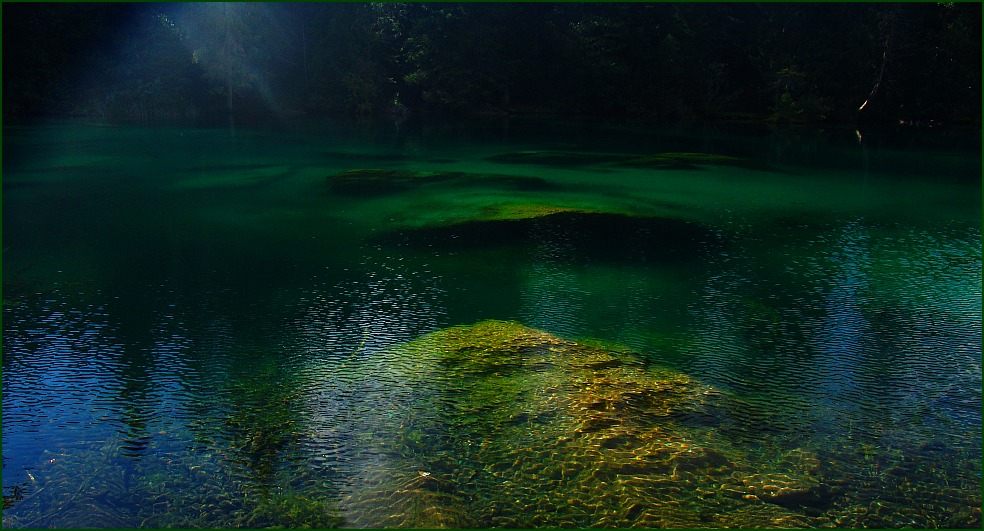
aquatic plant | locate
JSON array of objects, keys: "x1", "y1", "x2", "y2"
[{"x1": 246, "y1": 490, "x2": 344, "y2": 528}]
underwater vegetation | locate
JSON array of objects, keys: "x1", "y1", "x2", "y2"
[
  {"x1": 337, "y1": 320, "x2": 981, "y2": 528},
  {"x1": 2, "y1": 320, "x2": 979, "y2": 528},
  {"x1": 323, "y1": 167, "x2": 723, "y2": 259},
  {"x1": 338, "y1": 321, "x2": 835, "y2": 527},
  {"x1": 320, "y1": 150, "x2": 783, "y2": 239}
]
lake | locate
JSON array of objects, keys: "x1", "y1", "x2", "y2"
[{"x1": 2, "y1": 120, "x2": 981, "y2": 527}]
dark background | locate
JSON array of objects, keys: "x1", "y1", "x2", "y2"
[{"x1": 3, "y1": 2, "x2": 981, "y2": 126}]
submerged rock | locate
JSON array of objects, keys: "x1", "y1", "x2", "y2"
[
  {"x1": 341, "y1": 320, "x2": 828, "y2": 528},
  {"x1": 733, "y1": 472, "x2": 829, "y2": 511},
  {"x1": 466, "y1": 203, "x2": 603, "y2": 222}
]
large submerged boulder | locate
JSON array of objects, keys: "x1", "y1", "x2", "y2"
[{"x1": 340, "y1": 321, "x2": 827, "y2": 528}]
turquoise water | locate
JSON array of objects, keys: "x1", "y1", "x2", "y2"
[{"x1": 2, "y1": 120, "x2": 981, "y2": 527}]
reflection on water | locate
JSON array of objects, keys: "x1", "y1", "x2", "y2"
[
  {"x1": 816, "y1": 219, "x2": 870, "y2": 415},
  {"x1": 291, "y1": 251, "x2": 448, "y2": 525},
  {"x1": 521, "y1": 217, "x2": 587, "y2": 336},
  {"x1": 2, "y1": 122, "x2": 981, "y2": 528}
]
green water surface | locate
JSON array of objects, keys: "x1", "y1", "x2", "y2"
[{"x1": 2, "y1": 120, "x2": 981, "y2": 528}]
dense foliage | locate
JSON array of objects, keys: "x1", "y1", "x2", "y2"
[{"x1": 3, "y1": 3, "x2": 980, "y2": 125}]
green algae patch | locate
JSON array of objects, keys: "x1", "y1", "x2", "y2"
[
  {"x1": 341, "y1": 320, "x2": 828, "y2": 528},
  {"x1": 326, "y1": 168, "x2": 555, "y2": 197},
  {"x1": 381, "y1": 200, "x2": 639, "y2": 231},
  {"x1": 409, "y1": 319, "x2": 557, "y2": 352},
  {"x1": 468, "y1": 203, "x2": 613, "y2": 223},
  {"x1": 247, "y1": 491, "x2": 344, "y2": 528}
]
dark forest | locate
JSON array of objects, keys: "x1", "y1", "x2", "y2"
[{"x1": 4, "y1": 2, "x2": 981, "y2": 126}]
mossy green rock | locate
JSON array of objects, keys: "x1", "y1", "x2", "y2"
[
  {"x1": 459, "y1": 203, "x2": 618, "y2": 223},
  {"x1": 378, "y1": 201, "x2": 640, "y2": 232},
  {"x1": 342, "y1": 321, "x2": 825, "y2": 527}
]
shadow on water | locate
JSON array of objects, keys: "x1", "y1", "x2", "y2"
[
  {"x1": 319, "y1": 150, "x2": 459, "y2": 164},
  {"x1": 376, "y1": 211, "x2": 722, "y2": 266},
  {"x1": 325, "y1": 169, "x2": 559, "y2": 197},
  {"x1": 179, "y1": 163, "x2": 280, "y2": 172},
  {"x1": 487, "y1": 150, "x2": 784, "y2": 173}
]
